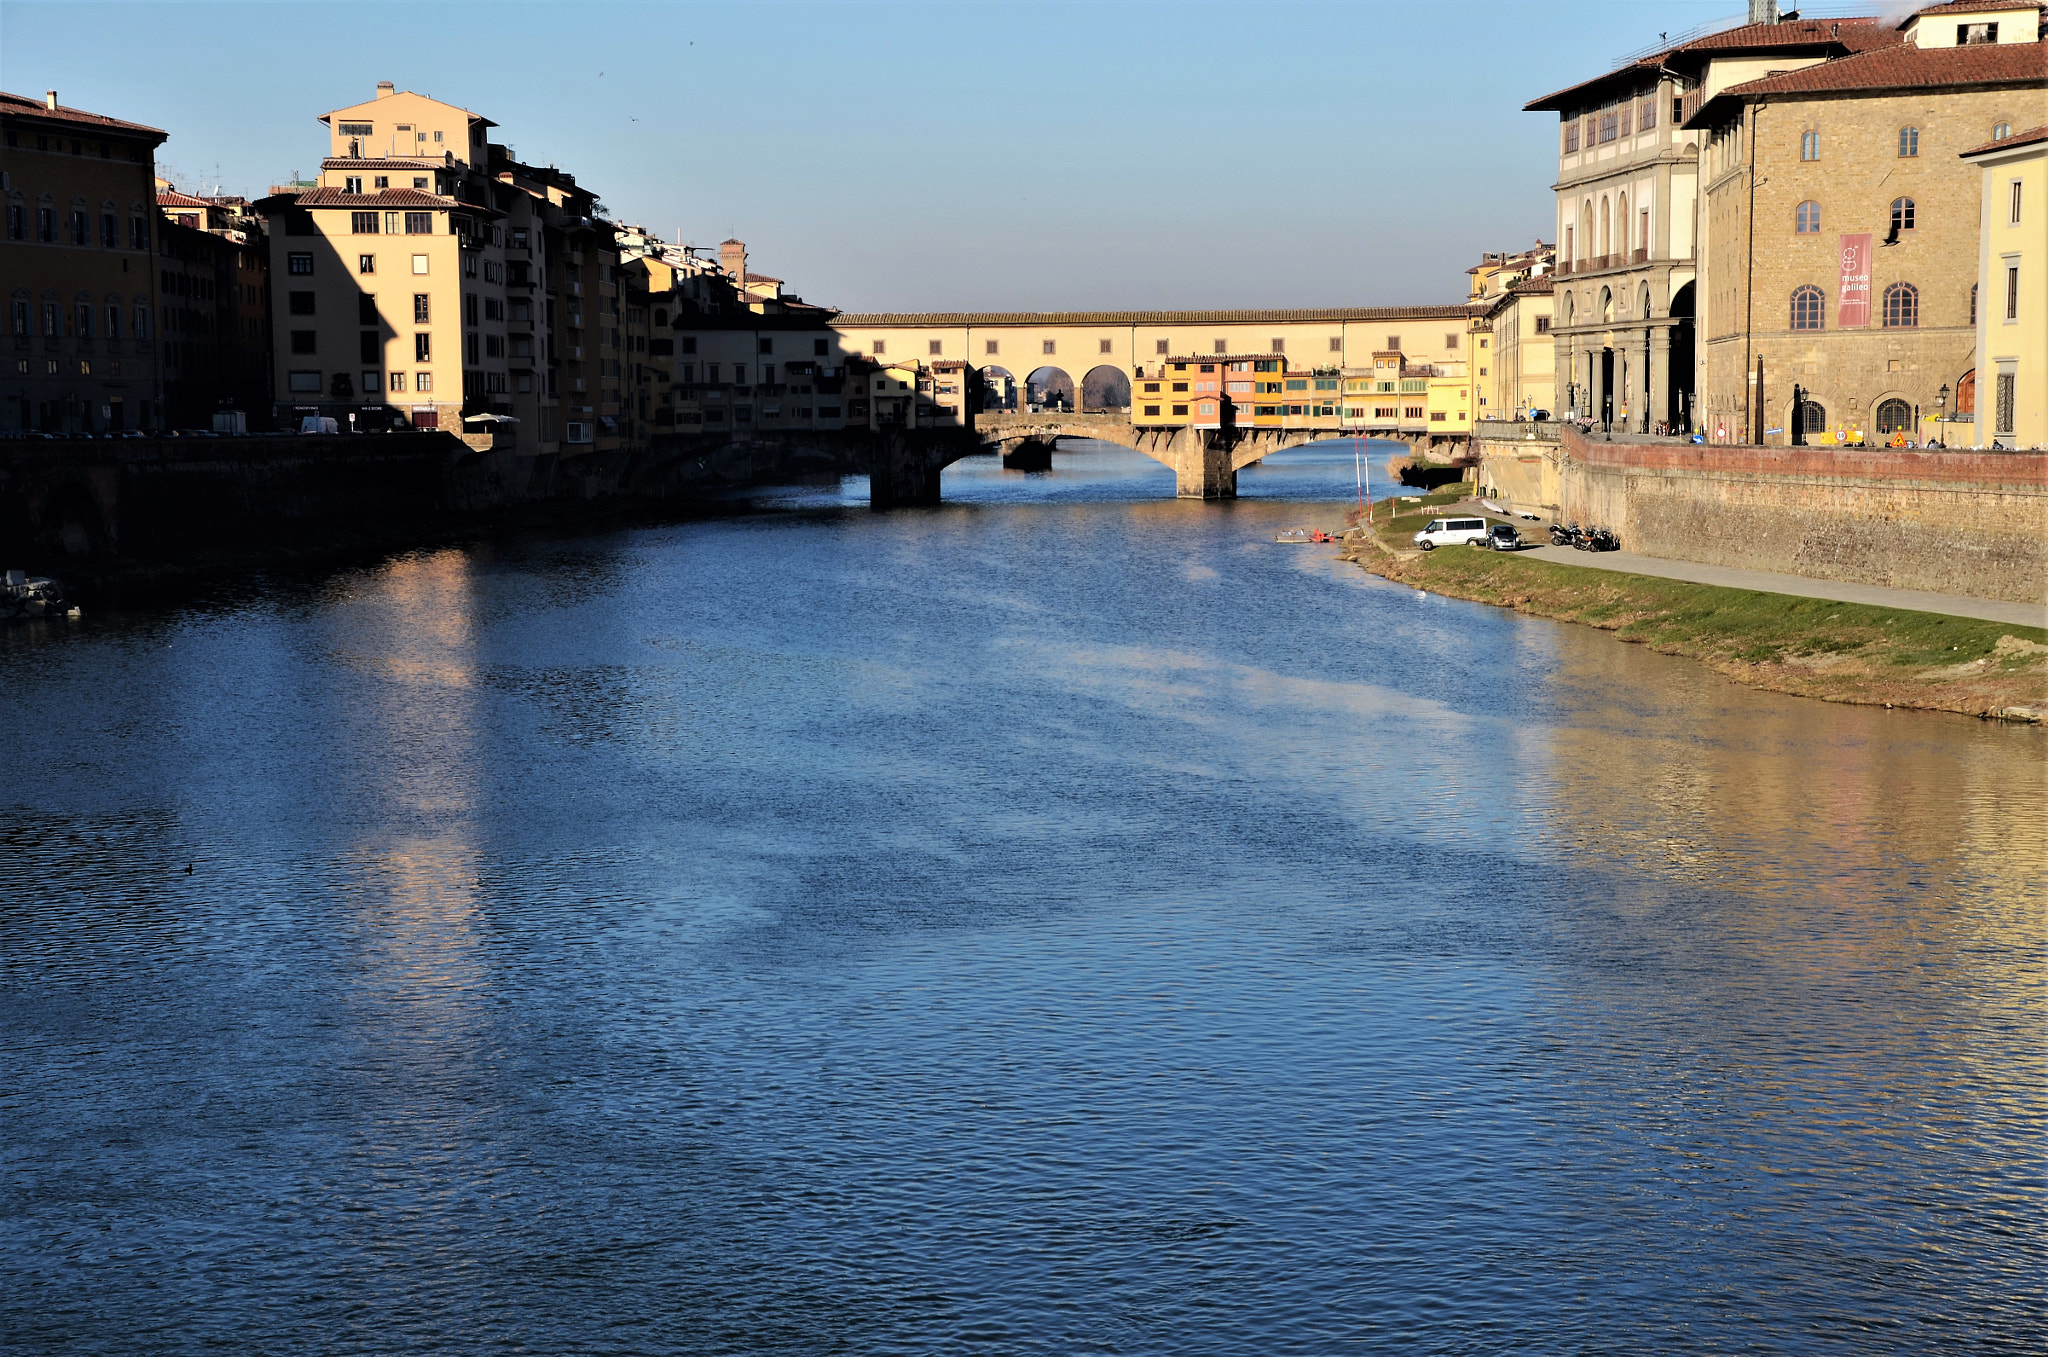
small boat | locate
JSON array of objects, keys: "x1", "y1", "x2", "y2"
[
  {"x1": 2, "y1": 569, "x2": 76, "y2": 621},
  {"x1": 1274, "y1": 528, "x2": 1340, "y2": 544}
]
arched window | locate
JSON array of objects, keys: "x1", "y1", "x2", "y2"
[
  {"x1": 1876, "y1": 399, "x2": 1912, "y2": 435},
  {"x1": 1795, "y1": 200, "x2": 1822, "y2": 233},
  {"x1": 1790, "y1": 285, "x2": 1825, "y2": 330},
  {"x1": 1897, "y1": 126, "x2": 1919, "y2": 157},
  {"x1": 1801, "y1": 130, "x2": 1820, "y2": 161},
  {"x1": 1993, "y1": 122, "x2": 2011, "y2": 141},
  {"x1": 1796, "y1": 398, "x2": 1826, "y2": 436},
  {"x1": 1882, "y1": 282, "x2": 1919, "y2": 328},
  {"x1": 1599, "y1": 286, "x2": 1613, "y2": 323},
  {"x1": 1890, "y1": 197, "x2": 1916, "y2": 234}
]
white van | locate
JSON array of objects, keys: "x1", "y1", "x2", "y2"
[{"x1": 1413, "y1": 516, "x2": 1490, "y2": 550}]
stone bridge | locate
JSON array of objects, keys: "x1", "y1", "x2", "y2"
[{"x1": 974, "y1": 411, "x2": 1327, "y2": 498}]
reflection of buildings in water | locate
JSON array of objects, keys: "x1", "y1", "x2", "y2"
[{"x1": 1530, "y1": 620, "x2": 2048, "y2": 964}]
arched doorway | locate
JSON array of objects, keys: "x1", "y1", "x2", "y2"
[
  {"x1": 1667, "y1": 282, "x2": 1696, "y2": 432},
  {"x1": 1792, "y1": 397, "x2": 1825, "y2": 442},
  {"x1": 1875, "y1": 398, "x2": 1912, "y2": 437},
  {"x1": 1024, "y1": 366, "x2": 1075, "y2": 413},
  {"x1": 1080, "y1": 364, "x2": 1130, "y2": 413}
]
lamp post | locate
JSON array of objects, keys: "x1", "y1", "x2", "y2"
[{"x1": 1936, "y1": 383, "x2": 1949, "y2": 447}]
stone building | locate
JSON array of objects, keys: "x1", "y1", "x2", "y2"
[
  {"x1": 0, "y1": 89, "x2": 168, "y2": 433},
  {"x1": 157, "y1": 187, "x2": 272, "y2": 423},
  {"x1": 1684, "y1": 2, "x2": 2046, "y2": 444},
  {"x1": 1963, "y1": 121, "x2": 2045, "y2": 447},
  {"x1": 1525, "y1": 2, "x2": 1900, "y2": 433}
]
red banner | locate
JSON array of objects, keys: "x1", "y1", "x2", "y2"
[{"x1": 1838, "y1": 234, "x2": 1873, "y2": 328}]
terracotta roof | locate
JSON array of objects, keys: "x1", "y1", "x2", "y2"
[
  {"x1": 744, "y1": 271, "x2": 783, "y2": 283},
  {"x1": 157, "y1": 190, "x2": 213, "y2": 208},
  {"x1": 1960, "y1": 122, "x2": 2048, "y2": 155},
  {"x1": 1524, "y1": 17, "x2": 1895, "y2": 111},
  {"x1": 1687, "y1": 37, "x2": 2046, "y2": 124},
  {"x1": 1899, "y1": 1, "x2": 2044, "y2": 29},
  {"x1": 1161, "y1": 354, "x2": 1285, "y2": 364},
  {"x1": 0, "y1": 89, "x2": 166, "y2": 138},
  {"x1": 832, "y1": 306, "x2": 1475, "y2": 326},
  {"x1": 287, "y1": 187, "x2": 454, "y2": 208},
  {"x1": 321, "y1": 157, "x2": 446, "y2": 170}
]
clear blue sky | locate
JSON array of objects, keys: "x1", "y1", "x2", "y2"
[{"x1": 4, "y1": 0, "x2": 1749, "y2": 310}]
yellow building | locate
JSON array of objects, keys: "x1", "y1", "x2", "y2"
[
  {"x1": 1962, "y1": 122, "x2": 2045, "y2": 447},
  {"x1": 1, "y1": 89, "x2": 168, "y2": 432}
]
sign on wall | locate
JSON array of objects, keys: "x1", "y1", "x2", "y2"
[{"x1": 1837, "y1": 234, "x2": 1873, "y2": 328}]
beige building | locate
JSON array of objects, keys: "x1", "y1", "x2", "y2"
[
  {"x1": 1, "y1": 89, "x2": 168, "y2": 432},
  {"x1": 1464, "y1": 243, "x2": 1556, "y2": 419},
  {"x1": 1527, "y1": 3, "x2": 1901, "y2": 433},
  {"x1": 1962, "y1": 121, "x2": 2046, "y2": 446},
  {"x1": 1684, "y1": 3, "x2": 2046, "y2": 444}
]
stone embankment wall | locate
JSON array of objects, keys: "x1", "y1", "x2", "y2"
[
  {"x1": 0, "y1": 427, "x2": 966, "y2": 584},
  {"x1": 1472, "y1": 420, "x2": 1563, "y2": 508},
  {"x1": 1559, "y1": 428, "x2": 2048, "y2": 604}
]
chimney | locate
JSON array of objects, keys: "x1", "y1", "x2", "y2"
[
  {"x1": 376, "y1": 81, "x2": 396, "y2": 99},
  {"x1": 720, "y1": 238, "x2": 747, "y2": 282},
  {"x1": 44, "y1": 90, "x2": 58, "y2": 110},
  {"x1": 1748, "y1": 0, "x2": 1779, "y2": 24}
]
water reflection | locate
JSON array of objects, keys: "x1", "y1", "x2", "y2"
[{"x1": 0, "y1": 446, "x2": 2040, "y2": 1352}]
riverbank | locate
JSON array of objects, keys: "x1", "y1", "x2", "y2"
[{"x1": 1342, "y1": 514, "x2": 2048, "y2": 721}]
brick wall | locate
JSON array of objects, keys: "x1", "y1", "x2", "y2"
[{"x1": 1559, "y1": 426, "x2": 2048, "y2": 603}]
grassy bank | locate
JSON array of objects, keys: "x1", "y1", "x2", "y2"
[{"x1": 1341, "y1": 529, "x2": 2048, "y2": 720}]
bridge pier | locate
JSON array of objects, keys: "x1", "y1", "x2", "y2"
[
  {"x1": 1175, "y1": 434, "x2": 1237, "y2": 499},
  {"x1": 1001, "y1": 438, "x2": 1053, "y2": 472}
]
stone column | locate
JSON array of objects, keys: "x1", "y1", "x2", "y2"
[
  {"x1": 1589, "y1": 346, "x2": 1605, "y2": 427},
  {"x1": 1171, "y1": 427, "x2": 1236, "y2": 499},
  {"x1": 1648, "y1": 325, "x2": 1671, "y2": 430}
]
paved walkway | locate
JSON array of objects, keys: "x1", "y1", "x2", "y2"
[{"x1": 1514, "y1": 543, "x2": 2047, "y2": 629}]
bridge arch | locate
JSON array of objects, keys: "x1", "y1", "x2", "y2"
[
  {"x1": 1081, "y1": 364, "x2": 1131, "y2": 413},
  {"x1": 975, "y1": 364, "x2": 1019, "y2": 412},
  {"x1": 1024, "y1": 366, "x2": 1075, "y2": 413}
]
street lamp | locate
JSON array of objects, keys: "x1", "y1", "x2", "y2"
[{"x1": 1936, "y1": 382, "x2": 1950, "y2": 447}]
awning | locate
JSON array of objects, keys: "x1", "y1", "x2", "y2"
[{"x1": 462, "y1": 412, "x2": 521, "y2": 424}]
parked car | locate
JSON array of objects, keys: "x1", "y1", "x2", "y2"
[
  {"x1": 1481, "y1": 523, "x2": 1522, "y2": 551},
  {"x1": 1413, "y1": 516, "x2": 1492, "y2": 551}
]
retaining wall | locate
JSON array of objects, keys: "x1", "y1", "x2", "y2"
[{"x1": 1559, "y1": 428, "x2": 2048, "y2": 604}]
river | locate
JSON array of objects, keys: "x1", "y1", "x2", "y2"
[{"x1": 2, "y1": 441, "x2": 2042, "y2": 1353}]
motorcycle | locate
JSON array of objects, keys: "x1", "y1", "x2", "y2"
[
  {"x1": 1549, "y1": 522, "x2": 1576, "y2": 547},
  {"x1": 1589, "y1": 527, "x2": 1621, "y2": 552}
]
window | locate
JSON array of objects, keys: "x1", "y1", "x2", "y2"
[
  {"x1": 1993, "y1": 122, "x2": 2011, "y2": 141},
  {"x1": 360, "y1": 332, "x2": 381, "y2": 363},
  {"x1": 344, "y1": 176, "x2": 363, "y2": 194},
  {"x1": 1889, "y1": 198, "x2": 1915, "y2": 234},
  {"x1": 288, "y1": 290, "x2": 316, "y2": 315},
  {"x1": 1790, "y1": 285, "x2": 1825, "y2": 331},
  {"x1": 1143, "y1": 404, "x2": 1160, "y2": 417},
  {"x1": 1170, "y1": 404, "x2": 1188, "y2": 416},
  {"x1": 287, "y1": 252, "x2": 314, "y2": 275},
  {"x1": 288, "y1": 370, "x2": 321, "y2": 392},
  {"x1": 758, "y1": 337, "x2": 774, "y2": 355},
  {"x1": 1875, "y1": 399, "x2": 1911, "y2": 435},
  {"x1": 135, "y1": 306, "x2": 150, "y2": 339},
  {"x1": 870, "y1": 340, "x2": 884, "y2": 354},
  {"x1": 1801, "y1": 130, "x2": 1819, "y2": 161},
  {"x1": 1154, "y1": 339, "x2": 1170, "y2": 355},
  {"x1": 1431, "y1": 411, "x2": 1447, "y2": 421},
  {"x1": 70, "y1": 210, "x2": 88, "y2": 245},
  {"x1": 357, "y1": 293, "x2": 378, "y2": 324},
  {"x1": 1958, "y1": 21, "x2": 1997, "y2": 44},
  {"x1": 1882, "y1": 282, "x2": 1918, "y2": 328},
  {"x1": 291, "y1": 330, "x2": 317, "y2": 354},
  {"x1": 403, "y1": 212, "x2": 432, "y2": 235},
  {"x1": 1897, "y1": 126, "x2": 1918, "y2": 158},
  {"x1": 681, "y1": 337, "x2": 697, "y2": 355},
  {"x1": 338, "y1": 122, "x2": 372, "y2": 136},
  {"x1": 5, "y1": 204, "x2": 22, "y2": 241},
  {"x1": 100, "y1": 213, "x2": 117, "y2": 247},
  {"x1": 1795, "y1": 200, "x2": 1821, "y2": 233},
  {"x1": 1971, "y1": 282, "x2": 1979, "y2": 324},
  {"x1": 106, "y1": 306, "x2": 121, "y2": 340},
  {"x1": 1042, "y1": 340, "x2": 1055, "y2": 354},
  {"x1": 1386, "y1": 335, "x2": 1401, "y2": 351},
  {"x1": 1534, "y1": 316, "x2": 1550, "y2": 334},
  {"x1": 357, "y1": 254, "x2": 375, "y2": 274},
  {"x1": 1639, "y1": 95, "x2": 1657, "y2": 131},
  {"x1": 927, "y1": 339, "x2": 942, "y2": 355},
  {"x1": 413, "y1": 177, "x2": 429, "y2": 190},
  {"x1": 351, "y1": 212, "x2": 379, "y2": 234},
  {"x1": 413, "y1": 293, "x2": 430, "y2": 323},
  {"x1": 415, "y1": 333, "x2": 432, "y2": 361},
  {"x1": 1995, "y1": 369, "x2": 2016, "y2": 437},
  {"x1": 75, "y1": 304, "x2": 91, "y2": 339},
  {"x1": 1599, "y1": 110, "x2": 1618, "y2": 143},
  {"x1": 1445, "y1": 333, "x2": 1459, "y2": 350},
  {"x1": 389, "y1": 371, "x2": 407, "y2": 392},
  {"x1": 1564, "y1": 121, "x2": 1580, "y2": 153},
  {"x1": 2006, "y1": 264, "x2": 2020, "y2": 321},
  {"x1": 1271, "y1": 338, "x2": 1285, "y2": 353},
  {"x1": 2011, "y1": 179, "x2": 2024, "y2": 225},
  {"x1": 1213, "y1": 339, "x2": 1227, "y2": 354},
  {"x1": 374, "y1": 176, "x2": 390, "y2": 190}
]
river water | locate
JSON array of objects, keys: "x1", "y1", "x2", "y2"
[{"x1": 3, "y1": 442, "x2": 2043, "y2": 1354}]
